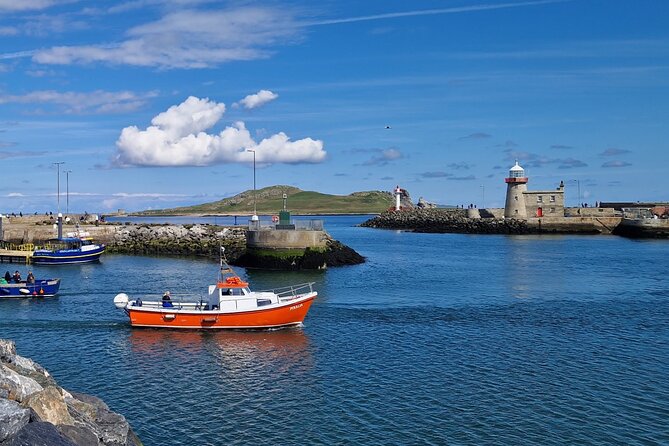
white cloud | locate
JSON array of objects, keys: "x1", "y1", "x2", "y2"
[
  {"x1": 0, "y1": 0, "x2": 59, "y2": 11},
  {"x1": 114, "y1": 96, "x2": 325, "y2": 167},
  {"x1": 237, "y1": 90, "x2": 279, "y2": 109},
  {"x1": 33, "y1": 7, "x2": 301, "y2": 69},
  {"x1": 0, "y1": 90, "x2": 157, "y2": 114}
]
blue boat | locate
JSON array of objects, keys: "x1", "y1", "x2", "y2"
[
  {"x1": 33, "y1": 232, "x2": 105, "y2": 265},
  {"x1": 0, "y1": 278, "x2": 61, "y2": 297}
]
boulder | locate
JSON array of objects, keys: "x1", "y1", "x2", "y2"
[
  {"x1": 0, "y1": 340, "x2": 16, "y2": 360},
  {"x1": 22, "y1": 386, "x2": 74, "y2": 426},
  {"x1": 0, "y1": 399, "x2": 30, "y2": 442},
  {"x1": 0, "y1": 365, "x2": 43, "y2": 402},
  {"x1": 3, "y1": 421, "x2": 77, "y2": 446}
]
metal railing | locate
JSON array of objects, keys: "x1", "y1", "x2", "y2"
[
  {"x1": 261, "y1": 282, "x2": 315, "y2": 302},
  {"x1": 247, "y1": 219, "x2": 324, "y2": 231}
]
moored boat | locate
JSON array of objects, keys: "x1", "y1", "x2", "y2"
[
  {"x1": 33, "y1": 230, "x2": 105, "y2": 265},
  {"x1": 113, "y1": 249, "x2": 317, "y2": 329},
  {"x1": 0, "y1": 278, "x2": 61, "y2": 297}
]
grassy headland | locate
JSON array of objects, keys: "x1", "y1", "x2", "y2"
[{"x1": 133, "y1": 185, "x2": 394, "y2": 215}]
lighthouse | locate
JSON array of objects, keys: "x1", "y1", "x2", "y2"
[
  {"x1": 395, "y1": 186, "x2": 402, "y2": 211},
  {"x1": 504, "y1": 161, "x2": 528, "y2": 218}
]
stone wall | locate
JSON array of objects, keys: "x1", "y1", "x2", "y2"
[
  {"x1": 246, "y1": 229, "x2": 328, "y2": 249},
  {"x1": 0, "y1": 339, "x2": 141, "y2": 446},
  {"x1": 362, "y1": 209, "x2": 623, "y2": 235}
]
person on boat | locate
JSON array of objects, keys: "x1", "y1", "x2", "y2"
[
  {"x1": 12, "y1": 271, "x2": 21, "y2": 283},
  {"x1": 26, "y1": 271, "x2": 35, "y2": 284},
  {"x1": 162, "y1": 291, "x2": 173, "y2": 307},
  {"x1": 4, "y1": 271, "x2": 11, "y2": 283},
  {"x1": 0, "y1": 276, "x2": 7, "y2": 284}
]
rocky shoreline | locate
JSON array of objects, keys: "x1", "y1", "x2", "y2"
[
  {"x1": 361, "y1": 209, "x2": 532, "y2": 234},
  {"x1": 105, "y1": 224, "x2": 364, "y2": 269},
  {"x1": 0, "y1": 339, "x2": 141, "y2": 446}
]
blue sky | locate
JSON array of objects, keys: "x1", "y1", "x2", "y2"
[{"x1": 0, "y1": 0, "x2": 667, "y2": 213}]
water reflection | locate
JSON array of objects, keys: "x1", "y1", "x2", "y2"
[{"x1": 126, "y1": 328, "x2": 314, "y2": 373}]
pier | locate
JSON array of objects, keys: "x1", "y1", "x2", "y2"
[{"x1": 0, "y1": 244, "x2": 34, "y2": 264}]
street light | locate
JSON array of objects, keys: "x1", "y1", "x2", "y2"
[
  {"x1": 53, "y1": 162, "x2": 65, "y2": 213},
  {"x1": 65, "y1": 170, "x2": 72, "y2": 215},
  {"x1": 247, "y1": 149, "x2": 258, "y2": 222},
  {"x1": 569, "y1": 179, "x2": 581, "y2": 207},
  {"x1": 480, "y1": 185, "x2": 485, "y2": 209}
]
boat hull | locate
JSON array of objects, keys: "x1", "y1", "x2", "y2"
[
  {"x1": 32, "y1": 245, "x2": 105, "y2": 265},
  {"x1": 125, "y1": 293, "x2": 316, "y2": 329},
  {"x1": 0, "y1": 279, "x2": 61, "y2": 298}
]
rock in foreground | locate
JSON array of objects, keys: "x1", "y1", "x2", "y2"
[{"x1": 0, "y1": 339, "x2": 142, "y2": 446}]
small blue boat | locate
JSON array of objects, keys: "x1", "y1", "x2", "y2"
[
  {"x1": 33, "y1": 232, "x2": 105, "y2": 265},
  {"x1": 0, "y1": 278, "x2": 61, "y2": 297}
]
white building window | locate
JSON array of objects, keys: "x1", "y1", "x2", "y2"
[
  {"x1": 550, "y1": 207, "x2": 556, "y2": 213},
  {"x1": 537, "y1": 196, "x2": 543, "y2": 203},
  {"x1": 550, "y1": 195, "x2": 556, "y2": 202}
]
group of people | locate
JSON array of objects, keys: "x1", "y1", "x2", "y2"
[{"x1": 0, "y1": 270, "x2": 35, "y2": 284}]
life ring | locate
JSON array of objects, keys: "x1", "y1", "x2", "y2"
[{"x1": 272, "y1": 215, "x2": 279, "y2": 223}]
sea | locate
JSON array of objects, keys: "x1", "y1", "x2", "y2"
[{"x1": 1, "y1": 215, "x2": 668, "y2": 445}]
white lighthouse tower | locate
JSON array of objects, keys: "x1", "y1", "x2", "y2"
[
  {"x1": 504, "y1": 161, "x2": 528, "y2": 218},
  {"x1": 394, "y1": 185, "x2": 402, "y2": 211}
]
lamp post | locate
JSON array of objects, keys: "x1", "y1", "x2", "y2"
[
  {"x1": 480, "y1": 185, "x2": 485, "y2": 209},
  {"x1": 569, "y1": 179, "x2": 581, "y2": 207},
  {"x1": 247, "y1": 149, "x2": 258, "y2": 222},
  {"x1": 53, "y1": 162, "x2": 65, "y2": 213},
  {"x1": 65, "y1": 170, "x2": 72, "y2": 215}
]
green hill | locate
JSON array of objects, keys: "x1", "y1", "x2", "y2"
[{"x1": 135, "y1": 185, "x2": 395, "y2": 215}]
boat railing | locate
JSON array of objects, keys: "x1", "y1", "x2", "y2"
[{"x1": 262, "y1": 282, "x2": 315, "y2": 301}]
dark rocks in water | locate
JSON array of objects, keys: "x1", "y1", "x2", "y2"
[
  {"x1": 108, "y1": 224, "x2": 364, "y2": 270},
  {"x1": 361, "y1": 209, "x2": 531, "y2": 234},
  {"x1": 0, "y1": 339, "x2": 142, "y2": 446},
  {"x1": 234, "y1": 236, "x2": 365, "y2": 270}
]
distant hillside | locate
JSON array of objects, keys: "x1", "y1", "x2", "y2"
[{"x1": 135, "y1": 185, "x2": 396, "y2": 215}]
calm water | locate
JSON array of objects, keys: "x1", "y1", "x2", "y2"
[{"x1": 1, "y1": 216, "x2": 668, "y2": 445}]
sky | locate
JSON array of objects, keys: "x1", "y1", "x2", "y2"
[{"x1": 0, "y1": 0, "x2": 667, "y2": 213}]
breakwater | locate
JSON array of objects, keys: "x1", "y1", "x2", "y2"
[
  {"x1": 0, "y1": 339, "x2": 141, "y2": 446},
  {"x1": 361, "y1": 209, "x2": 532, "y2": 234},
  {"x1": 361, "y1": 209, "x2": 625, "y2": 235},
  {"x1": 0, "y1": 220, "x2": 364, "y2": 269}
]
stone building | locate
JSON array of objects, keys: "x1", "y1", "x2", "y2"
[{"x1": 504, "y1": 161, "x2": 565, "y2": 219}]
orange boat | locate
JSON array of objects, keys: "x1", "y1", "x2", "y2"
[{"x1": 113, "y1": 250, "x2": 317, "y2": 330}]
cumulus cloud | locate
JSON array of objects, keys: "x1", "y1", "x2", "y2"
[
  {"x1": 114, "y1": 96, "x2": 325, "y2": 167},
  {"x1": 503, "y1": 149, "x2": 587, "y2": 169},
  {"x1": 0, "y1": 90, "x2": 157, "y2": 114},
  {"x1": 458, "y1": 132, "x2": 491, "y2": 140},
  {"x1": 602, "y1": 160, "x2": 632, "y2": 168},
  {"x1": 236, "y1": 90, "x2": 278, "y2": 109},
  {"x1": 33, "y1": 7, "x2": 301, "y2": 69},
  {"x1": 447, "y1": 162, "x2": 473, "y2": 170},
  {"x1": 421, "y1": 171, "x2": 452, "y2": 178},
  {"x1": 600, "y1": 147, "x2": 630, "y2": 156},
  {"x1": 361, "y1": 148, "x2": 403, "y2": 166},
  {"x1": 551, "y1": 144, "x2": 573, "y2": 149}
]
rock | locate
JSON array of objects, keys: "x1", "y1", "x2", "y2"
[
  {"x1": 22, "y1": 386, "x2": 74, "y2": 426},
  {"x1": 3, "y1": 421, "x2": 77, "y2": 446},
  {"x1": 0, "y1": 399, "x2": 30, "y2": 442},
  {"x1": 0, "y1": 365, "x2": 43, "y2": 402},
  {"x1": 0, "y1": 340, "x2": 16, "y2": 360},
  {"x1": 417, "y1": 197, "x2": 437, "y2": 209},
  {"x1": 58, "y1": 424, "x2": 101, "y2": 446}
]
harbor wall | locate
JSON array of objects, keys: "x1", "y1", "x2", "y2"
[
  {"x1": 362, "y1": 209, "x2": 624, "y2": 235},
  {"x1": 246, "y1": 229, "x2": 328, "y2": 249},
  {"x1": 0, "y1": 219, "x2": 364, "y2": 269}
]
